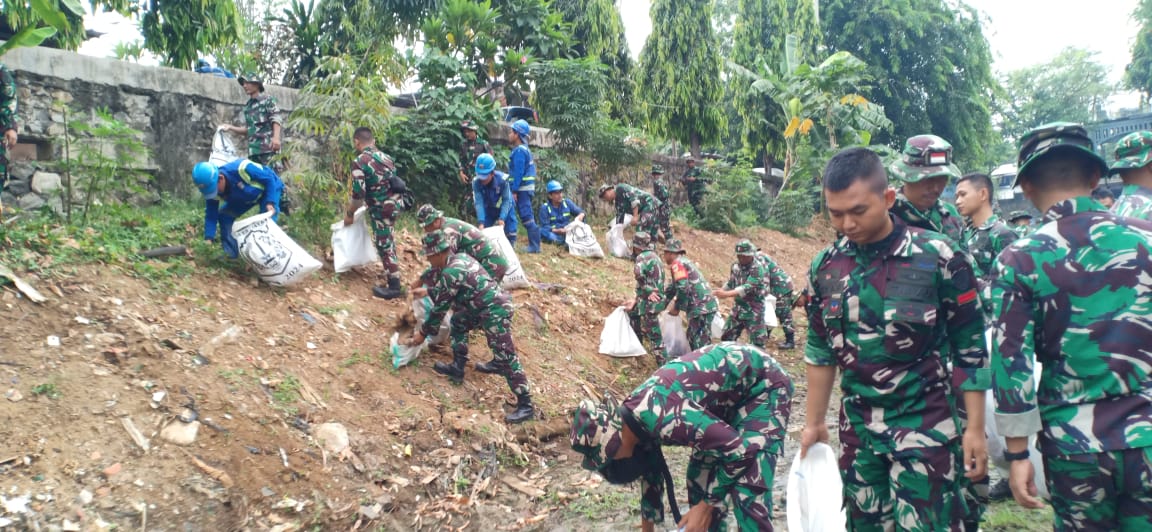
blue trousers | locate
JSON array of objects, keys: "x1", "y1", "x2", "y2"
[
  {"x1": 514, "y1": 191, "x2": 541, "y2": 252},
  {"x1": 541, "y1": 229, "x2": 565, "y2": 245},
  {"x1": 482, "y1": 206, "x2": 518, "y2": 244}
]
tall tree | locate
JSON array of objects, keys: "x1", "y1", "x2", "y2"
[
  {"x1": 820, "y1": 0, "x2": 998, "y2": 170},
  {"x1": 552, "y1": 0, "x2": 634, "y2": 118},
  {"x1": 637, "y1": 0, "x2": 726, "y2": 156},
  {"x1": 1127, "y1": 0, "x2": 1152, "y2": 107},
  {"x1": 788, "y1": 0, "x2": 821, "y2": 64},
  {"x1": 730, "y1": 0, "x2": 787, "y2": 163},
  {"x1": 1000, "y1": 47, "x2": 1113, "y2": 141}
]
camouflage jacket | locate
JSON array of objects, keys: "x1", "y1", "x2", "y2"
[
  {"x1": 459, "y1": 138, "x2": 491, "y2": 177},
  {"x1": 991, "y1": 196, "x2": 1152, "y2": 456},
  {"x1": 351, "y1": 146, "x2": 403, "y2": 205},
  {"x1": 962, "y1": 214, "x2": 1018, "y2": 285},
  {"x1": 442, "y1": 217, "x2": 506, "y2": 276},
  {"x1": 665, "y1": 257, "x2": 719, "y2": 318},
  {"x1": 1111, "y1": 183, "x2": 1152, "y2": 221},
  {"x1": 0, "y1": 64, "x2": 16, "y2": 133},
  {"x1": 681, "y1": 167, "x2": 709, "y2": 194},
  {"x1": 243, "y1": 93, "x2": 283, "y2": 157},
  {"x1": 891, "y1": 193, "x2": 966, "y2": 249},
  {"x1": 723, "y1": 258, "x2": 770, "y2": 312},
  {"x1": 757, "y1": 252, "x2": 794, "y2": 295},
  {"x1": 634, "y1": 250, "x2": 667, "y2": 315},
  {"x1": 421, "y1": 252, "x2": 511, "y2": 337},
  {"x1": 1011, "y1": 224, "x2": 1033, "y2": 239},
  {"x1": 614, "y1": 184, "x2": 661, "y2": 225},
  {"x1": 620, "y1": 343, "x2": 793, "y2": 523},
  {"x1": 805, "y1": 215, "x2": 989, "y2": 453},
  {"x1": 652, "y1": 178, "x2": 671, "y2": 202}
]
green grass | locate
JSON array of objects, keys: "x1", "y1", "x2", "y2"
[
  {"x1": 560, "y1": 488, "x2": 637, "y2": 521},
  {"x1": 31, "y1": 383, "x2": 60, "y2": 399},
  {"x1": 983, "y1": 500, "x2": 1053, "y2": 531}
]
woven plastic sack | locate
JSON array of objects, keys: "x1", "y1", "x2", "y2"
[
  {"x1": 390, "y1": 332, "x2": 426, "y2": 369},
  {"x1": 564, "y1": 221, "x2": 604, "y2": 258},
  {"x1": 480, "y1": 226, "x2": 530, "y2": 289},
  {"x1": 605, "y1": 214, "x2": 633, "y2": 258},
  {"x1": 786, "y1": 442, "x2": 847, "y2": 532},
  {"x1": 598, "y1": 306, "x2": 646, "y2": 357},
  {"x1": 330, "y1": 206, "x2": 378, "y2": 273},
  {"x1": 659, "y1": 312, "x2": 691, "y2": 358},
  {"x1": 232, "y1": 210, "x2": 321, "y2": 286},
  {"x1": 209, "y1": 127, "x2": 240, "y2": 167}
]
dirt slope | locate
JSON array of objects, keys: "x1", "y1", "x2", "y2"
[{"x1": 0, "y1": 218, "x2": 834, "y2": 531}]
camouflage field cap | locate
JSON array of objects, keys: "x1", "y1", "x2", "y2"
[
  {"x1": 1007, "y1": 210, "x2": 1033, "y2": 222},
  {"x1": 651, "y1": 165, "x2": 665, "y2": 175},
  {"x1": 735, "y1": 239, "x2": 757, "y2": 256},
  {"x1": 664, "y1": 238, "x2": 686, "y2": 254},
  {"x1": 570, "y1": 396, "x2": 624, "y2": 472},
  {"x1": 422, "y1": 230, "x2": 454, "y2": 256},
  {"x1": 237, "y1": 73, "x2": 265, "y2": 91},
  {"x1": 1016, "y1": 122, "x2": 1108, "y2": 186},
  {"x1": 460, "y1": 120, "x2": 480, "y2": 132},
  {"x1": 597, "y1": 184, "x2": 614, "y2": 197},
  {"x1": 889, "y1": 134, "x2": 962, "y2": 183},
  {"x1": 632, "y1": 231, "x2": 654, "y2": 251},
  {"x1": 415, "y1": 204, "x2": 443, "y2": 227},
  {"x1": 1110, "y1": 131, "x2": 1152, "y2": 175}
]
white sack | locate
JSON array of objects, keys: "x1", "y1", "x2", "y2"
[
  {"x1": 659, "y1": 312, "x2": 691, "y2": 358},
  {"x1": 330, "y1": 206, "x2": 378, "y2": 273},
  {"x1": 786, "y1": 442, "x2": 848, "y2": 532},
  {"x1": 232, "y1": 210, "x2": 321, "y2": 287},
  {"x1": 564, "y1": 221, "x2": 605, "y2": 258},
  {"x1": 390, "y1": 332, "x2": 426, "y2": 369},
  {"x1": 209, "y1": 127, "x2": 240, "y2": 167},
  {"x1": 764, "y1": 294, "x2": 779, "y2": 327},
  {"x1": 480, "y1": 226, "x2": 531, "y2": 289},
  {"x1": 599, "y1": 306, "x2": 646, "y2": 357},
  {"x1": 605, "y1": 214, "x2": 633, "y2": 258}
]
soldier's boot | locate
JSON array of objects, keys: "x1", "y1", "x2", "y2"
[
  {"x1": 372, "y1": 276, "x2": 403, "y2": 300},
  {"x1": 434, "y1": 348, "x2": 468, "y2": 384},
  {"x1": 779, "y1": 330, "x2": 796, "y2": 350},
  {"x1": 505, "y1": 393, "x2": 535, "y2": 424},
  {"x1": 474, "y1": 360, "x2": 502, "y2": 374}
]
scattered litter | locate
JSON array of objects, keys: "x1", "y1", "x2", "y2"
[
  {"x1": 271, "y1": 497, "x2": 310, "y2": 512},
  {"x1": 306, "y1": 342, "x2": 317, "y2": 350},
  {"x1": 261, "y1": 487, "x2": 275, "y2": 497},
  {"x1": 314, "y1": 423, "x2": 350, "y2": 454},
  {"x1": 46, "y1": 336, "x2": 60, "y2": 347},
  {"x1": 61, "y1": 519, "x2": 80, "y2": 531},
  {"x1": 0, "y1": 263, "x2": 47, "y2": 303},
  {"x1": 359, "y1": 503, "x2": 382, "y2": 520},
  {"x1": 299, "y1": 312, "x2": 316, "y2": 325},
  {"x1": 279, "y1": 447, "x2": 289, "y2": 467},
  {"x1": 198, "y1": 325, "x2": 242, "y2": 358},
  {"x1": 77, "y1": 489, "x2": 93, "y2": 506},
  {"x1": 74, "y1": 316, "x2": 91, "y2": 325},
  {"x1": 4, "y1": 389, "x2": 21, "y2": 402},
  {"x1": 0, "y1": 494, "x2": 29, "y2": 514},
  {"x1": 159, "y1": 420, "x2": 200, "y2": 446},
  {"x1": 151, "y1": 391, "x2": 167, "y2": 403},
  {"x1": 120, "y1": 416, "x2": 151, "y2": 452}
]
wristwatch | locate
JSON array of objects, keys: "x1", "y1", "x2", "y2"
[{"x1": 1003, "y1": 449, "x2": 1030, "y2": 462}]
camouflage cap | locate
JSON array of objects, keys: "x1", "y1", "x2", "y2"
[
  {"x1": 735, "y1": 239, "x2": 757, "y2": 256},
  {"x1": 1016, "y1": 122, "x2": 1108, "y2": 186},
  {"x1": 415, "y1": 204, "x2": 443, "y2": 227},
  {"x1": 632, "y1": 231, "x2": 654, "y2": 251},
  {"x1": 1007, "y1": 210, "x2": 1033, "y2": 222},
  {"x1": 237, "y1": 73, "x2": 265, "y2": 91},
  {"x1": 570, "y1": 396, "x2": 623, "y2": 472},
  {"x1": 422, "y1": 230, "x2": 455, "y2": 256},
  {"x1": 664, "y1": 238, "x2": 686, "y2": 254},
  {"x1": 651, "y1": 165, "x2": 665, "y2": 175},
  {"x1": 597, "y1": 184, "x2": 614, "y2": 197},
  {"x1": 1110, "y1": 131, "x2": 1152, "y2": 175},
  {"x1": 460, "y1": 120, "x2": 479, "y2": 132},
  {"x1": 889, "y1": 134, "x2": 962, "y2": 183}
]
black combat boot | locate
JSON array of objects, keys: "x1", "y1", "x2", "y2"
[
  {"x1": 505, "y1": 393, "x2": 535, "y2": 424},
  {"x1": 434, "y1": 347, "x2": 468, "y2": 383},
  {"x1": 474, "y1": 359, "x2": 502, "y2": 374},
  {"x1": 372, "y1": 276, "x2": 403, "y2": 299},
  {"x1": 779, "y1": 330, "x2": 796, "y2": 350}
]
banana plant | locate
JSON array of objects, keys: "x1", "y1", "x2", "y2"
[{"x1": 0, "y1": 0, "x2": 85, "y2": 56}]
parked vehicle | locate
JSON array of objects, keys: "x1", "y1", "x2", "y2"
[{"x1": 501, "y1": 106, "x2": 538, "y2": 124}]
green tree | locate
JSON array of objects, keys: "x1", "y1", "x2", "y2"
[
  {"x1": 1127, "y1": 0, "x2": 1152, "y2": 107},
  {"x1": 730, "y1": 0, "x2": 787, "y2": 164},
  {"x1": 820, "y1": 0, "x2": 998, "y2": 170},
  {"x1": 552, "y1": 0, "x2": 634, "y2": 119},
  {"x1": 999, "y1": 47, "x2": 1113, "y2": 141},
  {"x1": 637, "y1": 0, "x2": 726, "y2": 156},
  {"x1": 788, "y1": 0, "x2": 821, "y2": 63}
]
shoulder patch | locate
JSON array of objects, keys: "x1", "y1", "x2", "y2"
[{"x1": 671, "y1": 261, "x2": 688, "y2": 281}]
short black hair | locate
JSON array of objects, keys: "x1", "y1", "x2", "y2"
[
  {"x1": 1020, "y1": 149, "x2": 1101, "y2": 190},
  {"x1": 958, "y1": 173, "x2": 994, "y2": 205},
  {"x1": 823, "y1": 147, "x2": 887, "y2": 194},
  {"x1": 1091, "y1": 186, "x2": 1114, "y2": 200},
  {"x1": 353, "y1": 127, "x2": 374, "y2": 143}
]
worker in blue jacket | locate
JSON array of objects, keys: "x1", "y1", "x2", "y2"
[
  {"x1": 538, "y1": 180, "x2": 585, "y2": 245},
  {"x1": 472, "y1": 153, "x2": 518, "y2": 244},
  {"x1": 192, "y1": 158, "x2": 283, "y2": 258},
  {"x1": 507, "y1": 119, "x2": 541, "y2": 253}
]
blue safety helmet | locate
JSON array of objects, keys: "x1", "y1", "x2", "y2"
[
  {"x1": 511, "y1": 119, "x2": 530, "y2": 138},
  {"x1": 192, "y1": 162, "x2": 220, "y2": 199},
  {"x1": 545, "y1": 180, "x2": 563, "y2": 193},
  {"x1": 474, "y1": 153, "x2": 496, "y2": 178}
]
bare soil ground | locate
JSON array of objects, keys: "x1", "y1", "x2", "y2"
[{"x1": 0, "y1": 218, "x2": 837, "y2": 531}]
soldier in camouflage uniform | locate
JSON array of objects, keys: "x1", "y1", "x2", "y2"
[
  {"x1": 570, "y1": 343, "x2": 793, "y2": 532},
  {"x1": 0, "y1": 63, "x2": 17, "y2": 191},
  {"x1": 757, "y1": 249, "x2": 797, "y2": 349},
  {"x1": 409, "y1": 230, "x2": 534, "y2": 424},
  {"x1": 414, "y1": 204, "x2": 508, "y2": 282},
  {"x1": 802, "y1": 147, "x2": 990, "y2": 532},
  {"x1": 456, "y1": 120, "x2": 492, "y2": 213},
  {"x1": 991, "y1": 122, "x2": 1152, "y2": 530},
  {"x1": 714, "y1": 240, "x2": 771, "y2": 349},
  {"x1": 662, "y1": 239, "x2": 719, "y2": 350},
  {"x1": 1109, "y1": 130, "x2": 1152, "y2": 221},
  {"x1": 624, "y1": 232, "x2": 667, "y2": 363},
  {"x1": 1007, "y1": 210, "x2": 1034, "y2": 238},
  {"x1": 343, "y1": 127, "x2": 412, "y2": 299},
  {"x1": 220, "y1": 73, "x2": 288, "y2": 211},
  {"x1": 598, "y1": 183, "x2": 663, "y2": 238},
  {"x1": 650, "y1": 165, "x2": 674, "y2": 241},
  {"x1": 889, "y1": 134, "x2": 967, "y2": 247},
  {"x1": 954, "y1": 173, "x2": 1018, "y2": 293},
  {"x1": 681, "y1": 156, "x2": 710, "y2": 216}
]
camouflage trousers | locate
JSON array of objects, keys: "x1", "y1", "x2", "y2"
[
  {"x1": 249, "y1": 152, "x2": 284, "y2": 173},
  {"x1": 686, "y1": 379, "x2": 793, "y2": 532},
  {"x1": 655, "y1": 203, "x2": 673, "y2": 241},
  {"x1": 367, "y1": 200, "x2": 400, "y2": 280},
  {"x1": 1045, "y1": 446, "x2": 1152, "y2": 531},
  {"x1": 628, "y1": 306, "x2": 666, "y2": 363},
  {"x1": 772, "y1": 291, "x2": 795, "y2": 339},
  {"x1": 954, "y1": 398, "x2": 988, "y2": 528},
  {"x1": 449, "y1": 307, "x2": 530, "y2": 398},
  {"x1": 473, "y1": 249, "x2": 509, "y2": 284},
  {"x1": 840, "y1": 440, "x2": 964, "y2": 531},
  {"x1": 721, "y1": 302, "x2": 768, "y2": 349},
  {"x1": 635, "y1": 210, "x2": 660, "y2": 241},
  {"x1": 687, "y1": 311, "x2": 716, "y2": 351}
]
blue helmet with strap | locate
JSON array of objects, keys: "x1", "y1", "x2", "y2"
[
  {"x1": 474, "y1": 153, "x2": 496, "y2": 177},
  {"x1": 192, "y1": 162, "x2": 220, "y2": 199},
  {"x1": 511, "y1": 119, "x2": 530, "y2": 138},
  {"x1": 545, "y1": 180, "x2": 563, "y2": 193}
]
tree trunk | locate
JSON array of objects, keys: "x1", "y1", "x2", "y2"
[{"x1": 690, "y1": 133, "x2": 701, "y2": 159}]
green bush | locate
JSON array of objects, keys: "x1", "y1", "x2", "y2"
[{"x1": 693, "y1": 159, "x2": 765, "y2": 234}]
